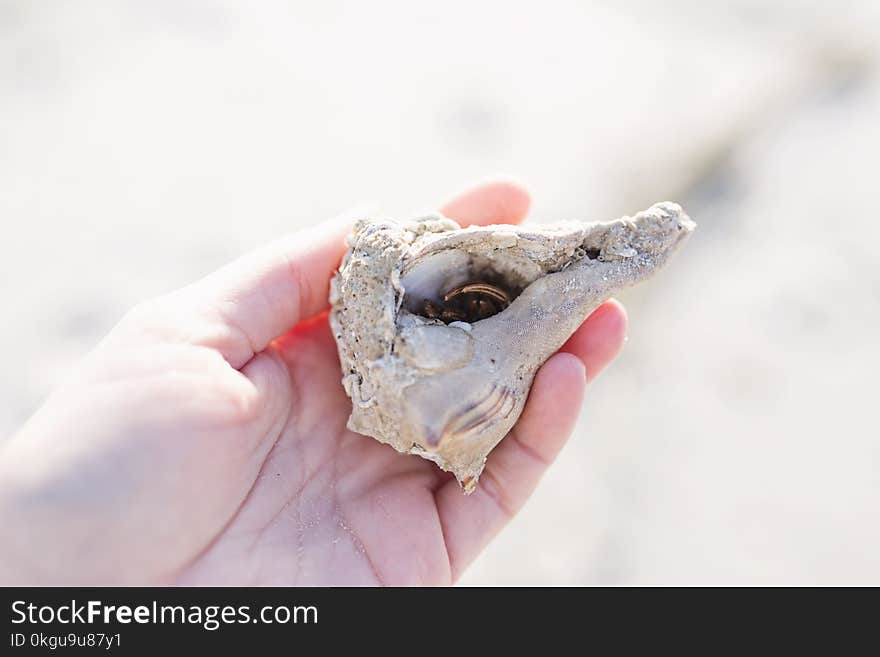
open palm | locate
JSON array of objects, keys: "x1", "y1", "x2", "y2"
[{"x1": 0, "y1": 181, "x2": 626, "y2": 585}]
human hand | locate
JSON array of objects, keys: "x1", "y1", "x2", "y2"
[{"x1": 0, "y1": 181, "x2": 627, "y2": 585}]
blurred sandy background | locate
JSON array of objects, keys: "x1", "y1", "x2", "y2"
[{"x1": 2, "y1": 1, "x2": 879, "y2": 584}]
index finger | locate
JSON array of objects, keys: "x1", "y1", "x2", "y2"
[{"x1": 440, "y1": 179, "x2": 531, "y2": 227}]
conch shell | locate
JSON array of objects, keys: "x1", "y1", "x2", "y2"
[{"x1": 329, "y1": 202, "x2": 695, "y2": 492}]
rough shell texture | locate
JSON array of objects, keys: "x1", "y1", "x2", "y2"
[{"x1": 329, "y1": 202, "x2": 695, "y2": 492}]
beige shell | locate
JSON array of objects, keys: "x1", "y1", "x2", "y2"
[{"x1": 329, "y1": 202, "x2": 695, "y2": 492}]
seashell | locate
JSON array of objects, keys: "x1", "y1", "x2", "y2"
[{"x1": 329, "y1": 202, "x2": 695, "y2": 492}]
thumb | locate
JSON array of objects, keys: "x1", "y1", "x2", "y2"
[{"x1": 179, "y1": 209, "x2": 363, "y2": 369}]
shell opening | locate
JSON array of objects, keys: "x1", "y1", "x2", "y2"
[{"x1": 400, "y1": 253, "x2": 527, "y2": 324}]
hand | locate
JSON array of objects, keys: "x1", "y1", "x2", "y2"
[{"x1": 0, "y1": 181, "x2": 627, "y2": 585}]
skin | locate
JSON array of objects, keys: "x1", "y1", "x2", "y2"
[{"x1": 0, "y1": 181, "x2": 627, "y2": 585}]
